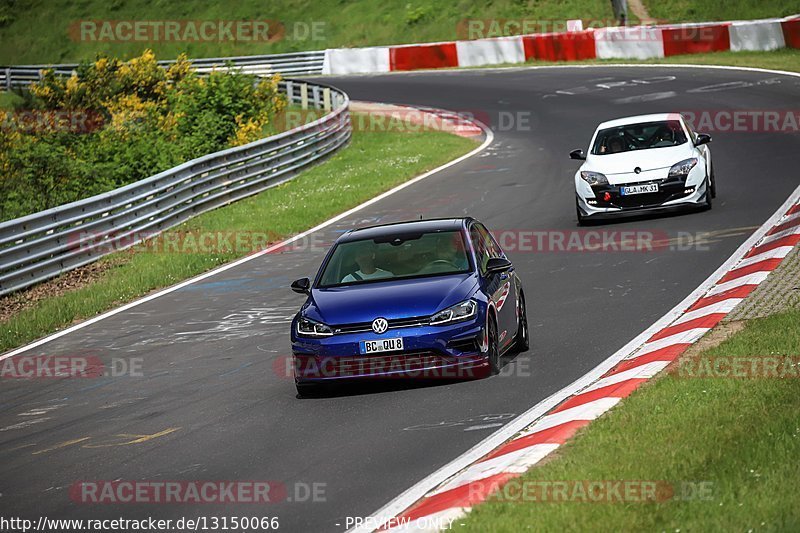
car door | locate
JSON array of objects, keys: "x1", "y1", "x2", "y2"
[{"x1": 470, "y1": 223, "x2": 518, "y2": 351}]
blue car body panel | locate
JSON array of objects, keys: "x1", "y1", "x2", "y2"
[{"x1": 290, "y1": 218, "x2": 524, "y2": 383}]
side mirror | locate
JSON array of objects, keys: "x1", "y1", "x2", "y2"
[
  {"x1": 485, "y1": 257, "x2": 513, "y2": 274},
  {"x1": 291, "y1": 277, "x2": 311, "y2": 294},
  {"x1": 570, "y1": 149, "x2": 586, "y2": 160},
  {"x1": 694, "y1": 133, "x2": 712, "y2": 146}
]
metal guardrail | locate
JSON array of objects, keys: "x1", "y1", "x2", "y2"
[
  {"x1": 0, "y1": 50, "x2": 325, "y2": 89},
  {"x1": 0, "y1": 79, "x2": 350, "y2": 296}
]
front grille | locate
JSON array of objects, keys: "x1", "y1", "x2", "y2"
[{"x1": 332, "y1": 315, "x2": 430, "y2": 334}]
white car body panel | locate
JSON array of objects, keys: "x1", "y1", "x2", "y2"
[{"x1": 573, "y1": 113, "x2": 714, "y2": 220}]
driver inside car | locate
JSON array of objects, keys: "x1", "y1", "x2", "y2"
[
  {"x1": 341, "y1": 247, "x2": 393, "y2": 283},
  {"x1": 653, "y1": 126, "x2": 674, "y2": 146},
  {"x1": 607, "y1": 136, "x2": 625, "y2": 154},
  {"x1": 420, "y1": 233, "x2": 469, "y2": 272}
]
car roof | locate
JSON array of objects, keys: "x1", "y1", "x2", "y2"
[
  {"x1": 597, "y1": 113, "x2": 684, "y2": 130},
  {"x1": 338, "y1": 218, "x2": 470, "y2": 243}
]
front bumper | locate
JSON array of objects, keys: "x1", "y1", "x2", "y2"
[
  {"x1": 577, "y1": 177, "x2": 709, "y2": 220},
  {"x1": 291, "y1": 319, "x2": 488, "y2": 382}
]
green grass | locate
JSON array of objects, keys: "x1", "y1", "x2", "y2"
[
  {"x1": 461, "y1": 309, "x2": 800, "y2": 531},
  {"x1": 0, "y1": 122, "x2": 477, "y2": 353},
  {"x1": 0, "y1": 0, "x2": 611, "y2": 64},
  {"x1": 0, "y1": 0, "x2": 800, "y2": 64},
  {"x1": 643, "y1": 0, "x2": 800, "y2": 23},
  {"x1": 2, "y1": 0, "x2": 797, "y2": 65},
  {"x1": 0, "y1": 91, "x2": 24, "y2": 110}
]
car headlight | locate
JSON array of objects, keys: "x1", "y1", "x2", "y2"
[
  {"x1": 580, "y1": 171, "x2": 608, "y2": 186},
  {"x1": 668, "y1": 158, "x2": 698, "y2": 178},
  {"x1": 296, "y1": 317, "x2": 333, "y2": 337},
  {"x1": 430, "y1": 300, "x2": 477, "y2": 325}
]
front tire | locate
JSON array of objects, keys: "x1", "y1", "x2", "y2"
[
  {"x1": 710, "y1": 165, "x2": 717, "y2": 198},
  {"x1": 704, "y1": 176, "x2": 713, "y2": 210},
  {"x1": 515, "y1": 292, "x2": 529, "y2": 352},
  {"x1": 576, "y1": 200, "x2": 587, "y2": 227},
  {"x1": 487, "y1": 316, "x2": 501, "y2": 375}
]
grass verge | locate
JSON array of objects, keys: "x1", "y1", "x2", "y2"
[
  {"x1": 643, "y1": 0, "x2": 800, "y2": 24},
  {"x1": 0, "y1": 120, "x2": 477, "y2": 353},
  {"x1": 460, "y1": 309, "x2": 800, "y2": 531}
]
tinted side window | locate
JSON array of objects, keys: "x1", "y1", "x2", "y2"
[
  {"x1": 477, "y1": 224, "x2": 503, "y2": 259},
  {"x1": 470, "y1": 226, "x2": 490, "y2": 273}
]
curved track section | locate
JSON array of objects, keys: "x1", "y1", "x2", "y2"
[{"x1": 2, "y1": 66, "x2": 800, "y2": 532}]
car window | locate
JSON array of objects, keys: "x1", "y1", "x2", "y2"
[
  {"x1": 591, "y1": 120, "x2": 688, "y2": 155},
  {"x1": 683, "y1": 117, "x2": 697, "y2": 143},
  {"x1": 470, "y1": 223, "x2": 502, "y2": 273},
  {"x1": 317, "y1": 230, "x2": 471, "y2": 288}
]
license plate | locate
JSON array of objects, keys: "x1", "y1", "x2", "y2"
[
  {"x1": 360, "y1": 338, "x2": 404, "y2": 354},
  {"x1": 621, "y1": 183, "x2": 658, "y2": 195}
]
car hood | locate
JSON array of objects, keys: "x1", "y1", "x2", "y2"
[
  {"x1": 306, "y1": 274, "x2": 479, "y2": 325},
  {"x1": 584, "y1": 145, "x2": 694, "y2": 176}
]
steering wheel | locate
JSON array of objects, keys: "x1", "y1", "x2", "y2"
[{"x1": 419, "y1": 259, "x2": 460, "y2": 273}]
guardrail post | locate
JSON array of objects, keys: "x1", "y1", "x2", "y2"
[
  {"x1": 285, "y1": 80, "x2": 294, "y2": 104},
  {"x1": 323, "y1": 88, "x2": 331, "y2": 113},
  {"x1": 5, "y1": 68, "x2": 10, "y2": 91},
  {"x1": 300, "y1": 83, "x2": 308, "y2": 110},
  {"x1": 312, "y1": 86, "x2": 321, "y2": 109}
]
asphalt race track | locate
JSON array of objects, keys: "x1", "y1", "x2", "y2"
[{"x1": 2, "y1": 66, "x2": 800, "y2": 532}]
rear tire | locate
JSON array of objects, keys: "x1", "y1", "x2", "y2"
[
  {"x1": 487, "y1": 316, "x2": 501, "y2": 375},
  {"x1": 515, "y1": 292, "x2": 530, "y2": 352}
]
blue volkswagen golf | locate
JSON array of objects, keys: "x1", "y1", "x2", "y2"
[{"x1": 289, "y1": 218, "x2": 528, "y2": 396}]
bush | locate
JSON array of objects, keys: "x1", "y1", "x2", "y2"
[{"x1": 0, "y1": 50, "x2": 286, "y2": 222}]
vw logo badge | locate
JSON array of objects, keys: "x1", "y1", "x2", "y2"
[{"x1": 371, "y1": 318, "x2": 389, "y2": 334}]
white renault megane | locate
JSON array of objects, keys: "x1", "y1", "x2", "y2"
[{"x1": 570, "y1": 113, "x2": 715, "y2": 225}]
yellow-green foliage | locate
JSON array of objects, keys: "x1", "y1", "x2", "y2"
[{"x1": 1, "y1": 50, "x2": 286, "y2": 222}]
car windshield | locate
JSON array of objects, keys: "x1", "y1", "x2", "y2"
[
  {"x1": 317, "y1": 229, "x2": 471, "y2": 288},
  {"x1": 591, "y1": 120, "x2": 688, "y2": 155}
]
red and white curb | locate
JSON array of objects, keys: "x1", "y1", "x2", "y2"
[
  {"x1": 323, "y1": 15, "x2": 800, "y2": 75},
  {"x1": 355, "y1": 187, "x2": 800, "y2": 532}
]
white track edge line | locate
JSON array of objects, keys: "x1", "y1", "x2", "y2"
[
  {"x1": 352, "y1": 182, "x2": 800, "y2": 533},
  {"x1": 0, "y1": 116, "x2": 494, "y2": 361}
]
